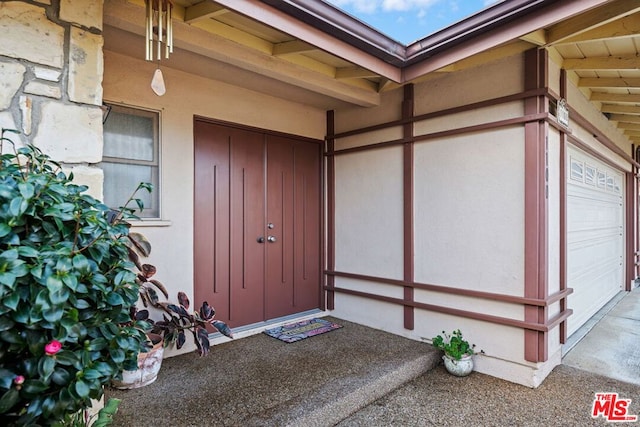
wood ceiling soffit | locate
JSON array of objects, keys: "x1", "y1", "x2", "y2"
[
  {"x1": 555, "y1": 12, "x2": 640, "y2": 44},
  {"x1": 563, "y1": 55, "x2": 640, "y2": 70},
  {"x1": 579, "y1": 78, "x2": 640, "y2": 88},
  {"x1": 402, "y1": 0, "x2": 610, "y2": 82},
  {"x1": 211, "y1": 0, "x2": 401, "y2": 82},
  {"x1": 546, "y1": 0, "x2": 640, "y2": 45},
  {"x1": 520, "y1": 29, "x2": 547, "y2": 46},
  {"x1": 272, "y1": 40, "x2": 316, "y2": 56},
  {"x1": 106, "y1": 0, "x2": 380, "y2": 107},
  {"x1": 591, "y1": 93, "x2": 640, "y2": 103},
  {"x1": 618, "y1": 123, "x2": 640, "y2": 130},
  {"x1": 610, "y1": 114, "x2": 640, "y2": 123},
  {"x1": 602, "y1": 104, "x2": 640, "y2": 114},
  {"x1": 335, "y1": 67, "x2": 380, "y2": 79},
  {"x1": 184, "y1": 2, "x2": 228, "y2": 24},
  {"x1": 377, "y1": 78, "x2": 393, "y2": 92},
  {"x1": 191, "y1": 19, "x2": 273, "y2": 53}
]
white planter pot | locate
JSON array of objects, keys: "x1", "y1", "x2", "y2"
[
  {"x1": 112, "y1": 333, "x2": 164, "y2": 389},
  {"x1": 443, "y1": 354, "x2": 474, "y2": 377}
]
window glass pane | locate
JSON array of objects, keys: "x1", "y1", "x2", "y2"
[
  {"x1": 102, "y1": 162, "x2": 159, "y2": 218},
  {"x1": 101, "y1": 104, "x2": 160, "y2": 219},
  {"x1": 104, "y1": 108, "x2": 154, "y2": 161}
]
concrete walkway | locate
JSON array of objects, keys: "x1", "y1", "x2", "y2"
[
  {"x1": 106, "y1": 290, "x2": 640, "y2": 426},
  {"x1": 563, "y1": 287, "x2": 640, "y2": 385}
]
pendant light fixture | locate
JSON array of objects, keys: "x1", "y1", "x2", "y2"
[{"x1": 144, "y1": 0, "x2": 173, "y2": 96}]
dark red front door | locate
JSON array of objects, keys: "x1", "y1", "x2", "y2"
[{"x1": 194, "y1": 120, "x2": 321, "y2": 328}]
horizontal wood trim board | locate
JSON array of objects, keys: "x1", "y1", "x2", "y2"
[
  {"x1": 567, "y1": 108, "x2": 639, "y2": 169},
  {"x1": 330, "y1": 88, "x2": 547, "y2": 140},
  {"x1": 327, "y1": 286, "x2": 570, "y2": 333},
  {"x1": 566, "y1": 135, "x2": 630, "y2": 173},
  {"x1": 326, "y1": 270, "x2": 572, "y2": 307},
  {"x1": 328, "y1": 113, "x2": 553, "y2": 157},
  {"x1": 194, "y1": 115, "x2": 323, "y2": 145}
]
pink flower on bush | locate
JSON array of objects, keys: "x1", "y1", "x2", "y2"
[
  {"x1": 13, "y1": 375, "x2": 25, "y2": 385},
  {"x1": 44, "y1": 340, "x2": 62, "y2": 356}
]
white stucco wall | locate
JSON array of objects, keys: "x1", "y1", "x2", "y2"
[
  {"x1": 413, "y1": 128, "x2": 525, "y2": 294},
  {"x1": 413, "y1": 53, "x2": 524, "y2": 115},
  {"x1": 103, "y1": 51, "x2": 326, "y2": 355},
  {"x1": 330, "y1": 53, "x2": 545, "y2": 385},
  {"x1": 334, "y1": 147, "x2": 404, "y2": 279}
]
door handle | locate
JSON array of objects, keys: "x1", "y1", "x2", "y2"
[
  {"x1": 267, "y1": 236, "x2": 277, "y2": 243},
  {"x1": 257, "y1": 236, "x2": 265, "y2": 243}
]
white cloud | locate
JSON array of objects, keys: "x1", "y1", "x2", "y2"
[
  {"x1": 327, "y1": 0, "x2": 441, "y2": 13},
  {"x1": 327, "y1": 0, "x2": 379, "y2": 13},
  {"x1": 382, "y1": 0, "x2": 440, "y2": 11}
]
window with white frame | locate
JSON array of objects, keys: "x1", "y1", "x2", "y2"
[{"x1": 101, "y1": 104, "x2": 160, "y2": 218}]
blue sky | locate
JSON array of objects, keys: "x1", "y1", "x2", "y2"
[{"x1": 325, "y1": 0, "x2": 503, "y2": 44}]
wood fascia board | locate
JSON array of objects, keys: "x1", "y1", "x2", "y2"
[
  {"x1": 554, "y1": 13, "x2": 640, "y2": 44},
  {"x1": 184, "y1": 2, "x2": 228, "y2": 24},
  {"x1": 591, "y1": 92, "x2": 640, "y2": 103},
  {"x1": 579, "y1": 77, "x2": 640, "y2": 88},
  {"x1": 104, "y1": 0, "x2": 380, "y2": 107},
  {"x1": 212, "y1": 0, "x2": 402, "y2": 82},
  {"x1": 402, "y1": 0, "x2": 609, "y2": 82},
  {"x1": 546, "y1": 0, "x2": 640, "y2": 45},
  {"x1": 563, "y1": 55, "x2": 640, "y2": 70}
]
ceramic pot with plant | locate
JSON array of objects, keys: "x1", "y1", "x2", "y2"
[
  {"x1": 431, "y1": 329, "x2": 483, "y2": 376},
  {"x1": 106, "y1": 186, "x2": 234, "y2": 389}
]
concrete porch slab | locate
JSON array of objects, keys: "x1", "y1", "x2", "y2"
[{"x1": 105, "y1": 317, "x2": 440, "y2": 426}]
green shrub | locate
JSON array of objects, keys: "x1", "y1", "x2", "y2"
[
  {"x1": 0, "y1": 131, "x2": 147, "y2": 425},
  {"x1": 431, "y1": 329, "x2": 480, "y2": 360}
]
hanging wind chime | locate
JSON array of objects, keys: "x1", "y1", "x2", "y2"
[{"x1": 145, "y1": 0, "x2": 173, "y2": 96}]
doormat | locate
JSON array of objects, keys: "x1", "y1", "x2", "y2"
[{"x1": 263, "y1": 318, "x2": 342, "y2": 343}]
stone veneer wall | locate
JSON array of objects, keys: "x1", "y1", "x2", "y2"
[{"x1": 0, "y1": 0, "x2": 105, "y2": 199}]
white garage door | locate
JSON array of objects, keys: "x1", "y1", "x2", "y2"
[{"x1": 566, "y1": 145, "x2": 624, "y2": 337}]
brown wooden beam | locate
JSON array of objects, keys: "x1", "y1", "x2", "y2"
[
  {"x1": 523, "y1": 48, "x2": 549, "y2": 363},
  {"x1": 326, "y1": 270, "x2": 573, "y2": 306},
  {"x1": 559, "y1": 68, "x2": 568, "y2": 345},
  {"x1": 326, "y1": 110, "x2": 335, "y2": 310},
  {"x1": 403, "y1": 84, "x2": 415, "y2": 330},
  {"x1": 324, "y1": 285, "x2": 573, "y2": 333}
]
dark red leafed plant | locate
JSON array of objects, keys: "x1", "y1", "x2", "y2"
[{"x1": 122, "y1": 225, "x2": 233, "y2": 357}]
